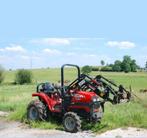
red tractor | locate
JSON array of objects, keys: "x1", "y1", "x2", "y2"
[{"x1": 27, "y1": 64, "x2": 104, "y2": 133}]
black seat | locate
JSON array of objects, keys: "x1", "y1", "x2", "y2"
[{"x1": 41, "y1": 82, "x2": 55, "y2": 94}]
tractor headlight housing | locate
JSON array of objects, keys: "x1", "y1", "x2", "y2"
[{"x1": 92, "y1": 96, "x2": 99, "y2": 102}]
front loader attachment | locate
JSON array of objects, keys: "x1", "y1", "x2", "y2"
[
  {"x1": 67, "y1": 74, "x2": 131, "y2": 104},
  {"x1": 94, "y1": 75, "x2": 131, "y2": 104}
]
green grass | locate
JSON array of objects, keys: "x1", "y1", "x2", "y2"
[{"x1": 0, "y1": 68, "x2": 147, "y2": 132}]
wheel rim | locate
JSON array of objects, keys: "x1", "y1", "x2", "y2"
[
  {"x1": 29, "y1": 106, "x2": 38, "y2": 120},
  {"x1": 64, "y1": 116, "x2": 76, "y2": 131}
]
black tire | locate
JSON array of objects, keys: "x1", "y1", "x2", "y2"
[
  {"x1": 63, "y1": 112, "x2": 81, "y2": 133},
  {"x1": 27, "y1": 100, "x2": 47, "y2": 121}
]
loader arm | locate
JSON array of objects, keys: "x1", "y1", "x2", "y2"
[{"x1": 67, "y1": 74, "x2": 131, "y2": 104}]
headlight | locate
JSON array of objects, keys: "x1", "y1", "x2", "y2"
[{"x1": 92, "y1": 96, "x2": 100, "y2": 102}]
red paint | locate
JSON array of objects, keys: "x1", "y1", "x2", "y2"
[
  {"x1": 71, "y1": 90, "x2": 96, "y2": 103},
  {"x1": 32, "y1": 90, "x2": 98, "y2": 113},
  {"x1": 32, "y1": 92, "x2": 62, "y2": 112}
]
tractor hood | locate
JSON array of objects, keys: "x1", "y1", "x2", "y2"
[{"x1": 71, "y1": 90, "x2": 98, "y2": 103}]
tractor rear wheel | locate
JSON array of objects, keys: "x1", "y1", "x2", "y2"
[
  {"x1": 27, "y1": 100, "x2": 47, "y2": 121},
  {"x1": 63, "y1": 112, "x2": 81, "y2": 133}
]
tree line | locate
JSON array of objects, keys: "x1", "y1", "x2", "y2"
[
  {"x1": 82, "y1": 55, "x2": 142, "y2": 74},
  {"x1": 109, "y1": 55, "x2": 139, "y2": 73}
]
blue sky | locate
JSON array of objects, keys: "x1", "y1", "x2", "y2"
[{"x1": 0, "y1": 0, "x2": 147, "y2": 69}]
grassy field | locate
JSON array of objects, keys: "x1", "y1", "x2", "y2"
[{"x1": 0, "y1": 68, "x2": 147, "y2": 132}]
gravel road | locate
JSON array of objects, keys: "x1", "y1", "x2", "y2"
[{"x1": 0, "y1": 111, "x2": 147, "y2": 138}]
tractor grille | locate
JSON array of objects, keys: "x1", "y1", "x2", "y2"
[
  {"x1": 91, "y1": 102, "x2": 103, "y2": 120},
  {"x1": 92, "y1": 102, "x2": 100, "y2": 109}
]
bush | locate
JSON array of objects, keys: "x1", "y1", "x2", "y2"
[
  {"x1": 91, "y1": 66, "x2": 100, "y2": 71},
  {"x1": 82, "y1": 65, "x2": 92, "y2": 75},
  {"x1": 100, "y1": 66, "x2": 113, "y2": 72},
  {"x1": 0, "y1": 65, "x2": 5, "y2": 84},
  {"x1": 15, "y1": 69, "x2": 33, "y2": 84}
]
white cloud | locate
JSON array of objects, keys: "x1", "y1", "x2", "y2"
[
  {"x1": 43, "y1": 48, "x2": 61, "y2": 55},
  {"x1": 6, "y1": 44, "x2": 26, "y2": 52},
  {"x1": 31, "y1": 38, "x2": 70, "y2": 45},
  {"x1": 107, "y1": 41, "x2": 136, "y2": 49},
  {"x1": 31, "y1": 37, "x2": 105, "y2": 46},
  {"x1": 0, "y1": 44, "x2": 26, "y2": 53}
]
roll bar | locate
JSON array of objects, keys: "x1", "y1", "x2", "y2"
[{"x1": 61, "y1": 64, "x2": 80, "y2": 98}]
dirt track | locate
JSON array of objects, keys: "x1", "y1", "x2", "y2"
[{"x1": 0, "y1": 111, "x2": 147, "y2": 138}]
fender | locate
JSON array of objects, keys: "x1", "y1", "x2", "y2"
[{"x1": 32, "y1": 93, "x2": 52, "y2": 111}]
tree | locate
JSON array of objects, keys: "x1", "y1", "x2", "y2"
[
  {"x1": 0, "y1": 65, "x2": 5, "y2": 84},
  {"x1": 82, "y1": 65, "x2": 92, "y2": 75},
  {"x1": 101, "y1": 55, "x2": 139, "y2": 73},
  {"x1": 121, "y1": 55, "x2": 132, "y2": 73},
  {"x1": 112, "y1": 60, "x2": 122, "y2": 72},
  {"x1": 130, "y1": 59, "x2": 137, "y2": 72},
  {"x1": 100, "y1": 60, "x2": 105, "y2": 66},
  {"x1": 15, "y1": 69, "x2": 33, "y2": 84},
  {"x1": 124, "y1": 63, "x2": 131, "y2": 73}
]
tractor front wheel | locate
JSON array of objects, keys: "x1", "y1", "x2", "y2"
[
  {"x1": 63, "y1": 112, "x2": 81, "y2": 133},
  {"x1": 27, "y1": 100, "x2": 46, "y2": 121}
]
